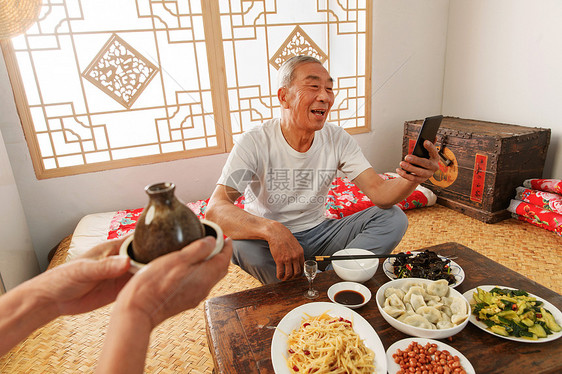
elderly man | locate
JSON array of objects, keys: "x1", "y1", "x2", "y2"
[{"x1": 206, "y1": 55, "x2": 439, "y2": 284}]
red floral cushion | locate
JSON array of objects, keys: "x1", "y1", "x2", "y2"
[
  {"x1": 324, "y1": 175, "x2": 433, "y2": 218},
  {"x1": 509, "y1": 178, "x2": 562, "y2": 237},
  {"x1": 523, "y1": 178, "x2": 562, "y2": 195},
  {"x1": 508, "y1": 200, "x2": 562, "y2": 237},
  {"x1": 516, "y1": 187, "x2": 562, "y2": 215},
  {"x1": 107, "y1": 176, "x2": 435, "y2": 239}
]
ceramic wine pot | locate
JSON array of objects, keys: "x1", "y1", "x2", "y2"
[
  {"x1": 130, "y1": 182, "x2": 206, "y2": 264},
  {"x1": 119, "y1": 182, "x2": 225, "y2": 271}
]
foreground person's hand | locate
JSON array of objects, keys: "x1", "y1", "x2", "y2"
[
  {"x1": 0, "y1": 237, "x2": 131, "y2": 356},
  {"x1": 49, "y1": 237, "x2": 133, "y2": 316},
  {"x1": 116, "y1": 236, "x2": 231, "y2": 327},
  {"x1": 96, "y1": 236, "x2": 232, "y2": 374}
]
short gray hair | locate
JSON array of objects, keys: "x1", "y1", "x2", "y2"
[{"x1": 278, "y1": 55, "x2": 323, "y2": 88}]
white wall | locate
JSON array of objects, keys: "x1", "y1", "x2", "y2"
[
  {"x1": 0, "y1": 129, "x2": 39, "y2": 291},
  {"x1": 444, "y1": 0, "x2": 562, "y2": 177},
  {"x1": 364, "y1": 0, "x2": 449, "y2": 172}
]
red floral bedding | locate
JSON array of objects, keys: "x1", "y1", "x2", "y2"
[
  {"x1": 509, "y1": 200, "x2": 562, "y2": 236},
  {"x1": 508, "y1": 178, "x2": 562, "y2": 236},
  {"x1": 515, "y1": 187, "x2": 562, "y2": 215},
  {"x1": 523, "y1": 178, "x2": 562, "y2": 195},
  {"x1": 107, "y1": 175, "x2": 436, "y2": 240},
  {"x1": 323, "y1": 174, "x2": 433, "y2": 218}
]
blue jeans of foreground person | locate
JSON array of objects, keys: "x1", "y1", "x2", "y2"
[{"x1": 232, "y1": 205, "x2": 408, "y2": 284}]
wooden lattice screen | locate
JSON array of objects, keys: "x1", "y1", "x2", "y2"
[{"x1": 1, "y1": 0, "x2": 372, "y2": 179}]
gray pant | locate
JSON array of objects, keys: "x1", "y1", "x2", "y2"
[{"x1": 232, "y1": 205, "x2": 408, "y2": 284}]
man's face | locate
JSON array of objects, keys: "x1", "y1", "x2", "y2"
[{"x1": 279, "y1": 62, "x2": 335, "y2": 132}]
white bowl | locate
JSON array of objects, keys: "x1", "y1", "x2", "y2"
[
  {"x1": 327, "y1": 281, "x2": 371, "y2": 309},
  {"x1": 375, "y1": 278, "x2": 470, "y2": 339},
  {"x1": 331, "y1": 248, "x2": 379, "y2": 282},
  {"x1": 119, "y1": 219, "x2": 224, "y2": 273}
]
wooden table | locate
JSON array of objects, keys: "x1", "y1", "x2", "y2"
[{"x1": 204, "y1": 242, "x2": 562, "y2": 373}]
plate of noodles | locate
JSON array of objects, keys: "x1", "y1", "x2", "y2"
[{"x1": 271, "y1": 301, "x2": 386, "y2": 374}]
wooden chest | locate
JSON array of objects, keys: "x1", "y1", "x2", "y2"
[{"x1": 402, "y1": 117, "x2": 551, "y2": 223}]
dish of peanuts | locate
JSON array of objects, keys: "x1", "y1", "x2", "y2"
[{"x1": 386, "y1": 337, "x2": 475, "y2": 374}]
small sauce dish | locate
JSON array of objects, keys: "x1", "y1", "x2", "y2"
[{"x1": 327, "y1": 281, "x2": 371, "y2": 309}]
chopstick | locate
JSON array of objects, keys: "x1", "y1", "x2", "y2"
[{"x1": 314, "y1": 253, "x2": 413, "y2": 262}]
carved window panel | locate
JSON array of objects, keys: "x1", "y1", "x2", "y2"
[
  {"x1": 219, "y1": 0, "x2": 372, "y2": 146},
  {"x1": 2, "y1": 0, "x2": 371, "y2": 178}
]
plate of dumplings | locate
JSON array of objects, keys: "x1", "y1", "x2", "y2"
[{"x1": 375, "y1": 278, "x2": 470, "y2": 339}]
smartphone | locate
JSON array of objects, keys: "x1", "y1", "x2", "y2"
[{"x1": 411, "y1": 115, "x2": 443, "y2": 159}]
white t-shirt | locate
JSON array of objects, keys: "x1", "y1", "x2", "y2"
[{"x1": 217, "y1": 118, "x2": 372, "y2": 232}]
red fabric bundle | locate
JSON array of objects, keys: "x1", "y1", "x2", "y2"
[
  {"x1": 508, "y1": 178, "x2": 562, "y2": 236},
  {"x1": 523, "y1": 178, "x2": 562, "y2": 195},
  {"x1": 515, "y1": 187, "x2": 562, "y2": 215},
  {"x1": 509, "y1": 200, "x2": 562, "y2": 237}
]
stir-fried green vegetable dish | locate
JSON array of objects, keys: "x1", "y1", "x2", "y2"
[{"x1": 471, "y1": 287, "x2": 561, "y2": 340}]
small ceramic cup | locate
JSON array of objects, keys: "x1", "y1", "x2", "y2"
[{"x1": 119, "y1": 219, "x2": 224, "y2": 273}]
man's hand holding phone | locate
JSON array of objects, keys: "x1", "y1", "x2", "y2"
[
  {"x1": 397, "y1": 115, "x2": 442, "y2": 182},
  {"x1": 397, "y1": 140, "x2": 440, "y2": 182}
]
